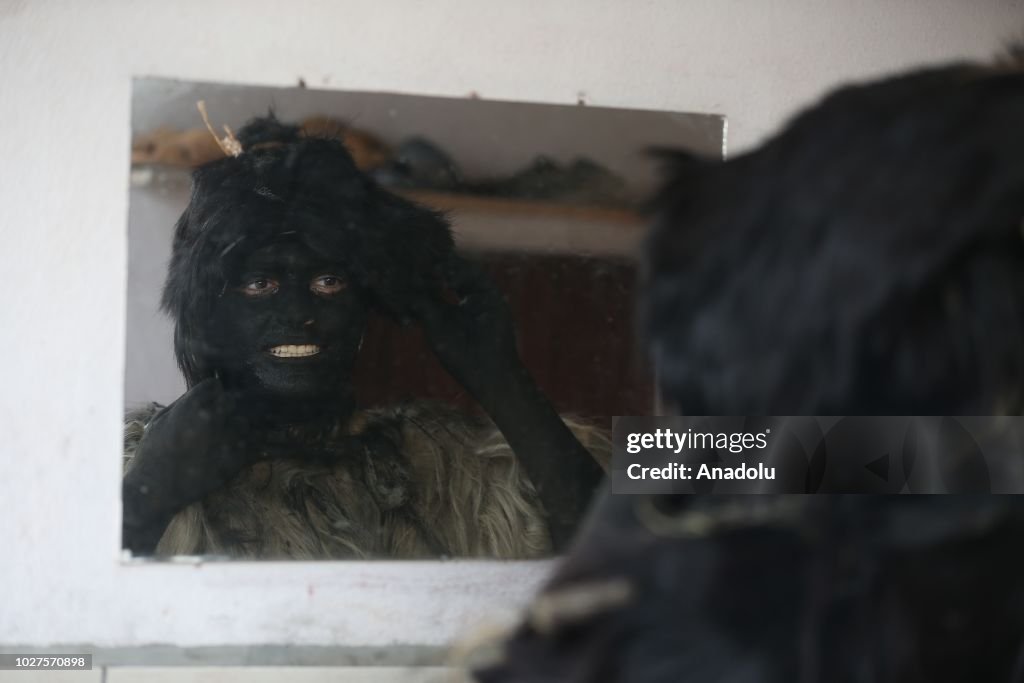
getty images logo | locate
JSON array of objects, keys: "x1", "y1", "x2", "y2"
[
  {"x1": 614, "y1": 417, "x2": 1003, "y2": 494},
  {"x1": 625, "y1": 426, "x2": 770, "y2": 455}
]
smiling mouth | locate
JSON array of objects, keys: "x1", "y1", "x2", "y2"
[{"x1": 268, "y1": 344, "x2": 321, "y2": 358}]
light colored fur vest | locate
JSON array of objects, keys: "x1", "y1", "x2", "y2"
[{"x1": 124, "y1": 401, "x2": 609, "y2": 560}]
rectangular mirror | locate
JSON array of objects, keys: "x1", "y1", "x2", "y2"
[{"x1": 124, "y1": 77, "x2": 724, "y2": 561}]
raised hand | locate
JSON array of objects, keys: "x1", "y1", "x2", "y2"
[
  {"x1": 407, "y1": 254, "x2": 525, "y2": 411},
  {"x1": 407, "y1": 254, "x2": 604, "y2": 550}
]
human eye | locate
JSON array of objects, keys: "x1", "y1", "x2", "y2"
[
  {"x1": 310, "y1": 274, "x2": 347, "y2": 296},
  {"x1": 239, "y1": 277, "x2": 280, "y2": 297}
]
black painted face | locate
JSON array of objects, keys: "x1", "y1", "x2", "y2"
[{"x1": 205, "y1": 239, "x2": 368, "y2": 409}]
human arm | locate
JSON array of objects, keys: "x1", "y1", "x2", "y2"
[{"x1": 408, "y1": 256, "x2": 604, "y2": 550}]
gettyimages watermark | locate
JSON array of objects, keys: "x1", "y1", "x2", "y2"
[{"x1": 611, "y1": 416, "x2": 1024, "y2": 494}]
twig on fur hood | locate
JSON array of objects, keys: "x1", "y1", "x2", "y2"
[{"x1": 197, "y1": 100, "x2": 243, "y2": 157}]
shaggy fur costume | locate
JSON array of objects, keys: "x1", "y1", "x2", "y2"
[
  {"x1": 125, "y1": 401, "x2": 610, "y2": 559},
  {"x1": 473, "y1": 50, "x2": 1024, "y2": 683},
  {"x1": 644, "y1": 55, "x2": 1024, "y2": 415},
  {"x1": 163, "y1": 115, "x2": 455, "y2": 388},
  {"x1": 126, "y1": 113, "x2": 611, "y2": 559}
]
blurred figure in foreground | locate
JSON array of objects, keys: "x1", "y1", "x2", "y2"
[{"x1": 474, "y1": 47, "x2": 1024, "y2": 683}]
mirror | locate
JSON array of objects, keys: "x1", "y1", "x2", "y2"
[{"x1": 124, "y1": 77, "x2": 724, "y2": 560}]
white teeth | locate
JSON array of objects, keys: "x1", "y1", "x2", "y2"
[{"x1": 269, "y1": 344, "x2": 320, "y2": 358}]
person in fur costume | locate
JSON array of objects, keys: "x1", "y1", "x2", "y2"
[
  {"x1": 474, "y1": 48, "x2": 1024, "y2": 682},
  {"x1": 122, "y1": 113, "x2": 608, "y2": 559}
]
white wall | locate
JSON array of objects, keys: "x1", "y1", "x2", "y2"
[{"x1": 1, "y1": 0, "x2": 1021, "y2": 654}]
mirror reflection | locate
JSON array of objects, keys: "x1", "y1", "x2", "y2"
[{"x1": 123, "y1": 78, "x2": 724, "y2": 559}]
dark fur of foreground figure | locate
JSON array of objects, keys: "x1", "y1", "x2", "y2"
[
  {"x1": 123, "y1": 116, "x2": 608, "y2": 559},
  {"x1": 646, "y1": 56, "x2": 1024, "y2": 416},
  {"x1": 475, "y1": 54, "x2": 1024, "y2": 681}
]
